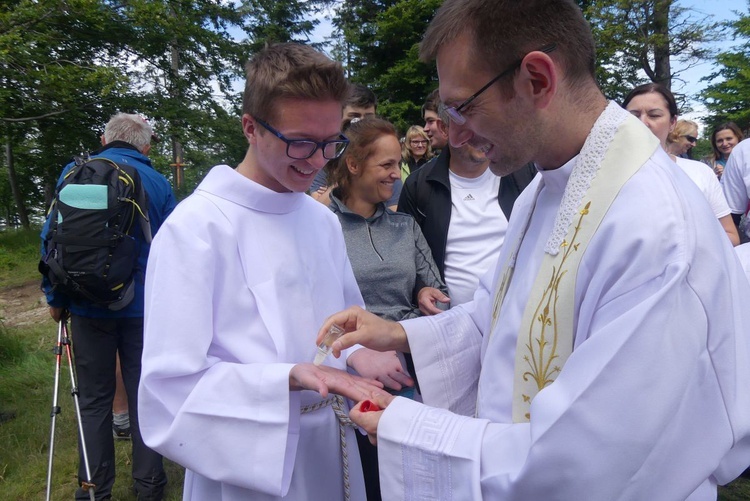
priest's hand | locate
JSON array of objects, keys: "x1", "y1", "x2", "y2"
[
  {"x1": 317, "y1": 306, "x2": 410, "y2": 358},
  {"x1": 347, "y1": 348, "x2": 414, "y2": 392},
  {"x1": 417, "y1": 286, "x2": 450, "y2": 316},
  {"x1": 350, "y1": 394, "x2": 395, "y2": 446},
  {"x1": 289, "y1": 363, "x2": 385, "y2": 402}
]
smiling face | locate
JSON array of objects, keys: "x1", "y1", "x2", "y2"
[
  {"x1": 407, "y1": 134, "x2": 429, "y2": 159},
  {"x1": 715, "y1": 129, "x2": 740, "y2": 158},
  {"x1": 240, "y1": 98, "x2": 343, "y2": 193},
  {"x1": 625, "y1": 92, "x2": 676, "y2": 149},
  {"x1": 347, "y1": 134, "x2": 402, "y2": 206},
  {"x1": 437, "y1": 33, "x2": 538, "y2": 176}
]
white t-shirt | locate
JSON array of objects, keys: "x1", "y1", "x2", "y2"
[
  {"x1": 722, "y1": 138, "x2": 750, "y2": 214},
  {"x1": 674, "y1": 157, "x2": 731, "y2": 218},
  {"x1": 443, "y1": 168, "x2": 507, "y2": 306}
]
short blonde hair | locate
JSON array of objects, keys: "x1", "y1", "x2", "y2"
[
  {"x1": 667, "y1": 119, "x2": 698, "y2": 145},
  {"x1": 402, "y1": 125, "x2": 433, "y2": 162},
  {"x1": 242, "y1": 43, "x2": 349, "y2": 122}
]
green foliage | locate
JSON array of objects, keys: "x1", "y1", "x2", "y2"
[
  {"x1": 690, "y1": 137, "x2": 713, "y2": 162},
  {"x1": 240, "y1": 0, "x2": 319, "y2": 52},
  {"x1": 378, "y1": 100, "x2": 422, "y2": 137},
  {"x1": 580, "y1": 0, "x2": 721, "y2": 106},
  {"x1": 331, "y1": 0, "x2": 442, "y2": 131},
  {"x1": 0, "y1": 0, "x2": 135, "y2": 217},
  {"x1": 700, "y1": 3, "x2": 750, "y2": 132},
  {"x1": 0, "y1": 227, "x2": 42, "y2": 287},
  {"x1": 328, "y1": 0, "x2": 725, "y2": 130},
  {"x1": 1, "y1": 0, "x2": 328, "y2": 219},
  {"x1": 0, "y1": 0, "x2": 745, "y2": 216}
]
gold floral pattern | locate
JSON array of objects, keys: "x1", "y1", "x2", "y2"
[{"x1": 519, "y1": 202, "x2": 591, "y2": 419}]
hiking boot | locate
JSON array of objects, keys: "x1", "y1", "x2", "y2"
[
  {"x1": 134, "y1": 482, "x2": 165, "y2": 501},
  {"x1": 113, "y1": 423, "x2": 131, "y2": 440}
]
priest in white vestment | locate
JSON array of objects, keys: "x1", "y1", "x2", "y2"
[
  {"x1": 319, "y1": 2, "x2": 750, "y2": 500},
  {"x1": 139, "y1": 44, "x2": 403, "y2": 501}
]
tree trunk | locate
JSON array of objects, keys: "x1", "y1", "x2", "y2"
[
  {"x1": 170, "y1": 36, "x2": 184, "y2": 196},
  {"x1": 653, "y1": 0, "x2": 672, "y2": 88},
  {"x1": 170, "y1": 5, "x2": 184, "y2": 197},
  {"x1": 5, "y1": 134, "x2": 30, "y2": 229}
]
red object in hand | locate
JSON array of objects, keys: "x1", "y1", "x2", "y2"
[{"x1": 359, "y1": 400, "x2": 381, "y2": 412}]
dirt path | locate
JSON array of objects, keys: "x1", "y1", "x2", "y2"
[{"x1": 0, "y1": 281, "x2": 50, "y2": 328}]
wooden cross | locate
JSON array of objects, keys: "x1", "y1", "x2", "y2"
[{"x1": 169, "y1": 156, "x2": 188, "y2": 190}]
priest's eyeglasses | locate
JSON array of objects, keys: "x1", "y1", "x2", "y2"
[
  {"x1": 255, "y1": 118, "x2": 349, "y2": 160},
  {"x1": 445, "y1": 43, "x2": 557, "y2": 126}
]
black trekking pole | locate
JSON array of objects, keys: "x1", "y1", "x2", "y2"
[{"x1": 45, "y1": 314, "x2": 96, "y2": 501}]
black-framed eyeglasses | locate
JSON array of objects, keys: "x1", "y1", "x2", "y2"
[
  {"x1": 254, "y1": 117, "x2": 349, "y2": 160},
  {"x1": 445, "y1": 43, "x2": 557, "y2": 125},
  {"x1": 683, "y1": 135, "x2": 697, "y2": 144}
]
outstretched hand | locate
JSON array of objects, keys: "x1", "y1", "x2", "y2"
[
  {"x1": 417, "y1": 286, "x2": 450, "y2": 316},
  {"x1": 347, "y1": 348, "x2": 414, "y2": 392},
  {"x1": 350, "y1": 393, "x2": 395, "y2": 446},
  {"x1": 289, "y1": 363, "x2": 385, "y2": 402},
  {"x1": 316, "y1": 306, "x2": 410, "y2": 359}
]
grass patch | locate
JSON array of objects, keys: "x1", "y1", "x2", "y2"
[
  {"x1": 0, "y1": 228, "x2": 43, "y2": 288},
  {"x1": 721, "y1": 477, "x2": 750, "y2": 501},
  {"x1": 0, "y1": 318, "x2": 184, "y2": 500}
]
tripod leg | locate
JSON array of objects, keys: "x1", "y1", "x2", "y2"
[
  {"x1": 45, "y1": 321, "x2": 64, "y2": 501},
  {"x1": 61, "y1": 320, "x2": 97, "y2": 501}
]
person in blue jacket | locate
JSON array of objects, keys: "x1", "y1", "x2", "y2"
[{"x1": 40, "y1": 112, "x2": 176, "y2": 501}]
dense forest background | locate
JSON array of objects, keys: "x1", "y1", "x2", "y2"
[{"x1": 2, "y1": 0, "x2": 749, "y2": 227}]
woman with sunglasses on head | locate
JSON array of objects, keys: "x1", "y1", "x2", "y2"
[
  {"x1": 666, "y1": 119, "x2": 699, "y2": 159},
  {"x1": 400, "y1": 125, "x2": 433, "y2": 182},
  {"x1": 704, "y1": 122, "x2": 744, "y2": 179},
  {"x1": 623, "y1": 83, "x2": 740, "y2": 246},
  {"x1": 328, "y1": 115, "x2": 450, "y2": 501}
]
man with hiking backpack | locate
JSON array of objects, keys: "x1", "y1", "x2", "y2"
[{"x1": 40, "y1": 112, "x2": 176, "y2": 500}]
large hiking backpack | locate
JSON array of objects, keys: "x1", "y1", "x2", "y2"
[{"x1": 40, "y1": 156, "x2": 152, "y2": 311}]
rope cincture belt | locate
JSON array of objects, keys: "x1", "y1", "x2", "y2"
[{"x1": 301, "y1": 395, "x2": 356, "y2": 501}]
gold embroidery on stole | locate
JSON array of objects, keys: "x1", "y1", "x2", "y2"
[{"x1": 507, "y1": 115, "x2": 660, "y2": 423}]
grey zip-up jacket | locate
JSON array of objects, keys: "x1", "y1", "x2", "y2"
[{"x1": 329, "y1": 191, "x2": 449, "y2": 321}]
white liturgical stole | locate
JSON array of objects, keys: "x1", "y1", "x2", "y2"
[{"x1": 489, "y1": 102, "x2": 660, "y2": 423}]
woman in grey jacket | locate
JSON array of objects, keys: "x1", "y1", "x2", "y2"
[
  {"x1": 328, "y1": 116, "x2": 449, "y2": 501},
  {"x1": 329, "y1": 116, "x2": 449, "y2": 322}
]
